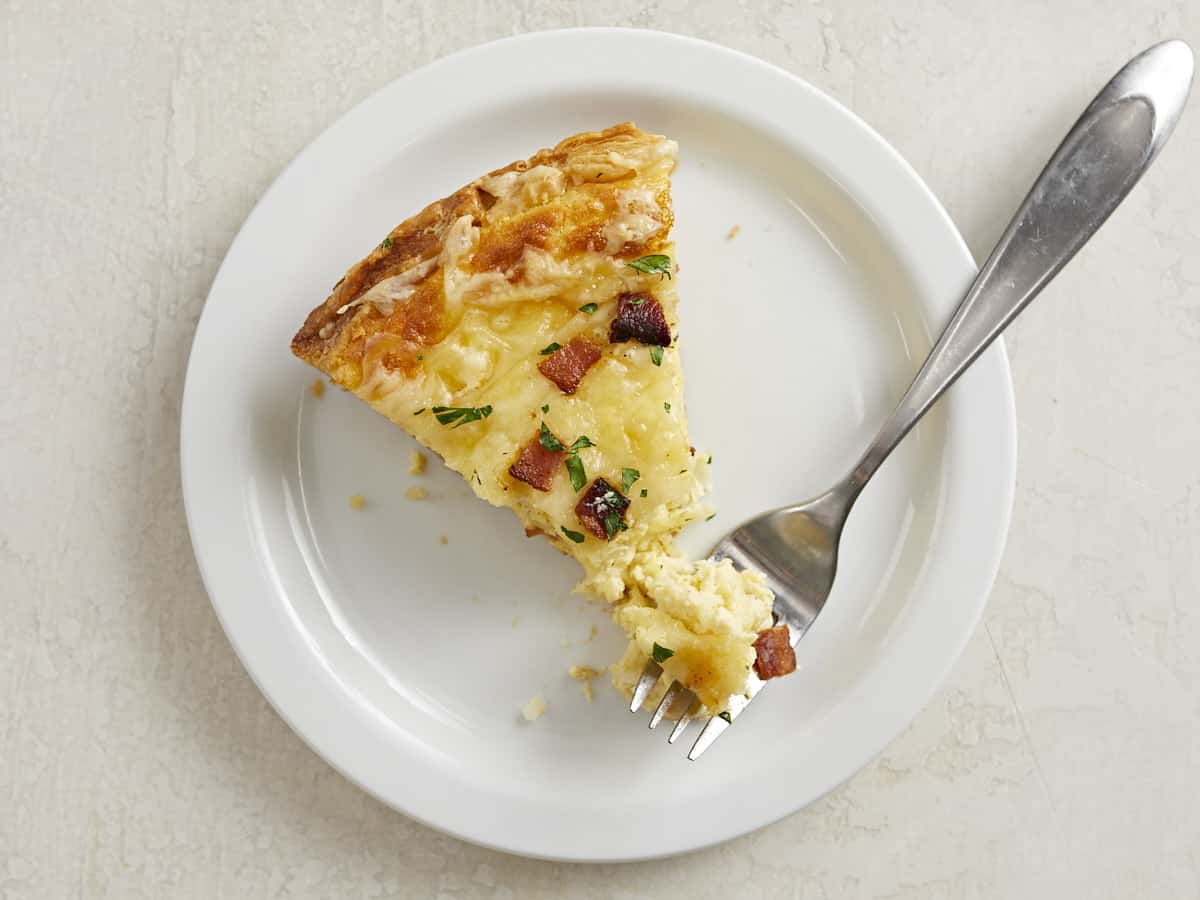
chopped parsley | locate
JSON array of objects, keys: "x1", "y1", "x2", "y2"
[
  {"x1": 718, "y1": 711, "x2": 733, "y2": 724},
  {"x1": 432, "y1": 405, "x2": 493, "y2": 428},
  {"x1": 603, "y1": 512, "x2": 628, "y2": 539},
  {"x1": 416, "y1": 354, "x2": 423, "y2": 361},
  {"x1": 561, "y1": 527, "x2": 585, "y2": 544},
  {"x1": 663, "y1": 402, "x2": 671, "y2": 413},
  {"x1": 620, "y1": 467, "x2": 640, "y2": 493},
  {"x1": 565, "y1": 455, "x2": 587, "y2": 492},
  {"x1": 539, "y1": 342, "x2": 562, "y2": 356},
  {"x1": 541, "y1": 403, "x2": 550, "y2": 413},
  {"x1": 651, "y1": 642, "x2": 675, "y2": 663},
  {"x1": 707, "y1": 454, "x2": 713, "y2": 464},
  {"x1": 540, "y1": 421, "x2": 594, "y2": 491},
  {"x1": 628, "y1": 295, "x2": 646, "y2": 306},
  {"x1": 649, "y1": 345, "x2": 664, "y2": 366},
  {"x1": 379, "y1": 236, "x2": 394, "y2": 250},
  {"x1": 538, "y1": 422, "x2": 566, "y2": 452},
  {"x1": 578, "y1": 303, "x2": 598, "y2": 315},
  {"x1": 640, "y1": 488, "x2": 648, "y2": 498},
  {"x1": 627, "y1": 254, "x2": 673, "y2": 279},
  {"x1": 413, "y1": 408, "x2": 426, "y2": 416},
  {"x1": 706, "y1": 513, "x2": 717, "y2": 521},
  {"x1": 568, "y1": 435, "x2": 595, "y2": 452}
]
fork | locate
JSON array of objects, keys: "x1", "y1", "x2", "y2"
[{"x1": 632, "y1": 39, "x2": 1193, "y2": 760}]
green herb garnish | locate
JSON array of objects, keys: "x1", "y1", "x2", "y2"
[
  {"x1": 663, "y1": 402, "x2": 671, "y2": 413},
  {"x1": 540, "y1": 422, "x2": 594, "y2": 490},
  {"x1": 413, "y1": 408, "x2": 426, "y2": 416},
  {"x1": 380, "y1": 237, "x2": 394, "y2": 250},
  {"x1": 706, "y1": 513, "x2": 716, "y2": 521},
  {"x1": 578, "y1": 303, "x2": 598, "y2": 315},
  {"x1": 565, "y1": 455, "x2": 587, "y2": 492},
  {"x1": 539, "y1": 342, "x2": 562, "y2": 356},
  {"x1": 416, "y1": 354, "x2": 424, "y2": 361},
  {"x1": 627, "y1": 254, "x2": 672, "y2": 279},
  {"x1": 640, "y1": 489, "x2": 648, "y2": 498},
  {"x1": 718, "y1": 711, "x2": 733, "y2": 724},
  {"x1": 651, "y1": 643, "x2": 675, "y2": 663},
  {"x1": 650, "y1": 345, "x2": 664, "y2": 366},
  {"x1": 603, "y1": 512, "x2": 627, "y2": 539},
  {"x1": 707, "y1": 454, "x2": 713, "y2": 464},
  {"x1": 539, "y1": 422, "x2": 566, "y2": 452},
  {"x1": 620, "y1": 467, "x2": 640, "y2": 493},
  {"x1": 432, "y1": 405, "x2": 493, "y2": 428},
  {"x1": 541, "y1": 404, "x2": 550, "y2": 413},
  {"x1": 561, "y1": 527, "x2": 585, "y2": 544}
]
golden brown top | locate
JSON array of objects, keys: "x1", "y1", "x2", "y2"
[{"x1": 291, "y1": 123, "x2": 676, "y2": 392}]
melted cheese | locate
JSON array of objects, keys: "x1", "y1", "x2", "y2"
[
  {"x1": 559, "y1": 136, "x2": 678, "y2": 184},
  {"x1": 336, "y1": 256, "x2": 438, "y2": 315},
  {"x1": 603, "y1": 188, "x2": 664, "y2": 253},
  {"x1": 360, "y1": 244, "x2": 772, "y2": 713},
  {"x1": 478, "y1": 165, "x2": 566, "y2": 219}
]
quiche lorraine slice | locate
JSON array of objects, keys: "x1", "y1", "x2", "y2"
[{"x1": 291, "y1": 123, "x2": 794, "y2": 714}]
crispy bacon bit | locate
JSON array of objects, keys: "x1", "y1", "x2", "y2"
[
  {"x1": 509, "y1": 431, "x2": 564, "y2": 492},
  {"x1": 608, "y1": 293, "x2": 671, "y2": 346},
  {"x1": 574, "y1": 478, "x2": 630, "y2": 540},
  {"x1": 537, "y1": 337, "x2": 602, "y2": 394},
  {"x1": 753, "y1": 625, "x2": 796, "y2": 680}
]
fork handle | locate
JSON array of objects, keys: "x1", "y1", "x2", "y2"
[{"x1": 847, "y1": 40, "x2": 1193, "y2": 495}]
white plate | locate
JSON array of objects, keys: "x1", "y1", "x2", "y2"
[{"x1": 181, "y1": 29, "x2": 1015, "y2": 861}]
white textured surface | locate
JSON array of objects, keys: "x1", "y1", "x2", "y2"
[{"x1": 2, "y1": 2, "x2": 1198, "y2": 896}]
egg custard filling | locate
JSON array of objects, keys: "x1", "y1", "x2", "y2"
[{"x1": 291, "y1": 123, "x2": 795, "y2": 714}]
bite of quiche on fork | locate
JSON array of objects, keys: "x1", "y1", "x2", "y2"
[{"x1": 291, "y1": 123, "x2": 795, "y2": 716}]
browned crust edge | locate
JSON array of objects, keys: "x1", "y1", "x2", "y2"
[{"x1": 289, "y1": 122, "x2": 661, "y2": 389}]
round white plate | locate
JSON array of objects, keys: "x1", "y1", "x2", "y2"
[{"x1": 181, "y1": 29, "x2": 1015, "y2": 861}]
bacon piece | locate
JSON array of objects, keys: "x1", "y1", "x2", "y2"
[
  {"x1": 537, "y1": 337, "x2": 602, "y2": 394},
  {"x1": 508, "y1": 430, "x2": 564, "y2": 492},
  {"x1": 574, "y1": 478, "x2": 630, "y2": 540},
  {"x1": 608, "y1": 293, "x2": 671, "y2": 346},
  {"x1": 753, "y1": 625, "x2": 796, "y2": 680}
]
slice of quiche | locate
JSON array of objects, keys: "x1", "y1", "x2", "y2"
[{"x1": 291, "y1": 123, "x2": 792, "y2": 713}]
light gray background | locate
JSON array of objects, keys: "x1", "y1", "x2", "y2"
[{"x1": 3, "y1": 2, "x2": 1199, "y2": 897}]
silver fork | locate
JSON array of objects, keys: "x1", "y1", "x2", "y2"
[{"x1": 632, "y1": 39, "x2": 1193, "y2": 760}]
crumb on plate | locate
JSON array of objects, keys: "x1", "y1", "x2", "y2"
[
  {"x1": 439, "y1": 535, "x2": 449, "y2": 545},
  {"x1": 569, "y1": 665, "x2": 603, "y2": 703},
  {"x1": 310, "y1": 378, "x2": 326, "y2": 398},
  {"x1": 521, "y1": 695, "x2": 546, "y2": 721},
  {"x1": 405, "y1": 486, "x2": 428, "y2": 501},
  {"x1": 348, "y1": 494, "x2": 365, "y2": 510},
  {"x1": 409, "y1": 449, "x2": 427, "y2": 475},
  {"x1": 726, "y1": 224, "x2": 740, "y2": 240}
]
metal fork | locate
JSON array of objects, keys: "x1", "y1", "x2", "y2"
[{"x1": 632, "y1": 39, "x2": 1193, "y2": 760}]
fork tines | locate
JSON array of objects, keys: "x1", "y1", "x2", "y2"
[{"x1": 631, "y1": 644, "x2": 774, "y2": 759}]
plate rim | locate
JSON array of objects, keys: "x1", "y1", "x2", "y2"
[{"x1": 181, "y1": 27, "x2": 1016, "y2": 861}]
